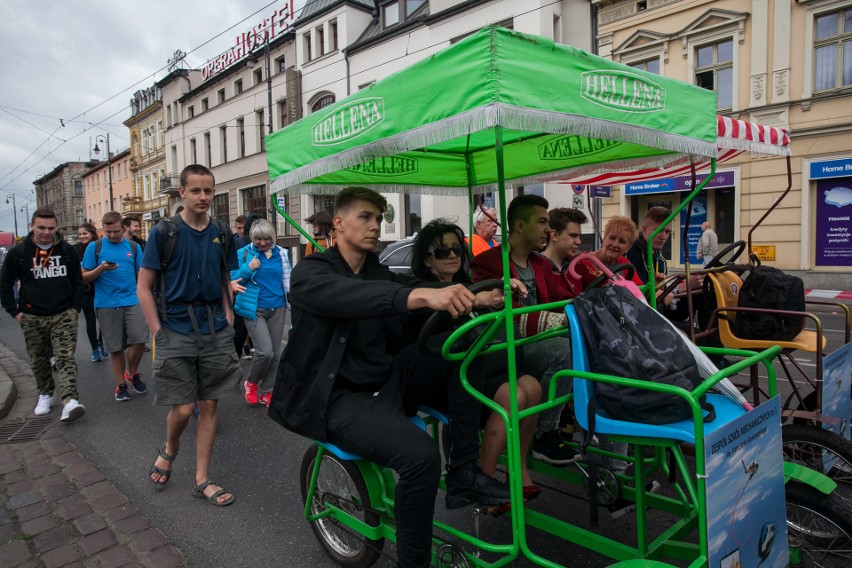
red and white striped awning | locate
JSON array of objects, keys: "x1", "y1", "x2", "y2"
[{"x1": 562, "y1": 115, "x2": 790, "y2": 186}]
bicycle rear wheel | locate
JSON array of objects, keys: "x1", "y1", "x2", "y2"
[{"x1": 785, "y1": 480, "x2": 852, "y2": 567}]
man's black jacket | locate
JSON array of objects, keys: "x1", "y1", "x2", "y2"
[{"x1": 268, "y1": 246, "x2": 441, "y2": 442}]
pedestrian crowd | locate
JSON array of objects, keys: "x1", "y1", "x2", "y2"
[{"x1": 1, "y1": 170, "x2": 706, "y2": 565}]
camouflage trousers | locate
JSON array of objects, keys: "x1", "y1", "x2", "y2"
[{"x1": 19, "y1": 308, "x2": 79, "y2": 403}]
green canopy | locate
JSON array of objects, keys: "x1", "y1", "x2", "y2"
[{"x1": 266, "y1": 26, "x2": 718, "y2": 196}]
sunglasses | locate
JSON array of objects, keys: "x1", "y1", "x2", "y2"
[{"x1": 428, "y1": 246, "x2": 463, "y2": 260}]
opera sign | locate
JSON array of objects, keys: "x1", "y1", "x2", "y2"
[
  {"x1": 313, "y1": 97, "x2": 385, "y2": 146},
  {"x1": 581, "y1": 70, "x2": 666, "y2": 113}
]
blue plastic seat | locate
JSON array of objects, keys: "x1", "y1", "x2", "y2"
[
  {"x1": 565, "y1": 304, "x2": 745, "y2": 444},
  {"x1": 315, "y1": 414, "x2": 428, "y2": 461},
  {"x1": 419, "y1": 405, "x2": 449, "y2": 425}
]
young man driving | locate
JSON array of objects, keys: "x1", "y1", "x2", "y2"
[{"x1": 268, "y1": 187, "x2": 510, "y2": 568}]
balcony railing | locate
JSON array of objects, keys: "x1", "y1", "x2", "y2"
[{"x1": 160, "y1": 174, "x2": 180, "y2": 196}]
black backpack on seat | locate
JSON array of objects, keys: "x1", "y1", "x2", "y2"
[{"x1": 734, "y1": 266, "x2": 805, "y2": 342}]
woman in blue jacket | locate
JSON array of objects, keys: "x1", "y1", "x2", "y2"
[{"x1": 232, "y1": 219, "x2": 292, "y2": 407}]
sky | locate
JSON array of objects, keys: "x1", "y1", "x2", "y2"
[{"x1": 0, "y1": 0, "x2": 307, "y2": 236}]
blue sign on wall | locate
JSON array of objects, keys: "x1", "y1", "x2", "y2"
[
  {"x1": 625, "y1": 171, "x2": 735, "y2": 195},
  {"x1": 810, "y1": 157, "x2": 852, "y2": 180},
  {"x1": 589, "y1": 185, "x2": 611, "y2": 198}
]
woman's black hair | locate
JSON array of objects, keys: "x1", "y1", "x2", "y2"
[
  {"x1": 410, "y1": 219, "x2": 470, "y2": 282},
  {"x1": 78, "y1": 222, "x2": 98, "y2": 240}
]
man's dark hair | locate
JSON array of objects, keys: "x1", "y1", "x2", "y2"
[
  {"x1": 305, "y1": 210, "x2": 333, "y2": 234},
  {"x1": 507, "y1": 194, "x2": 548, "y2": 229},
  {"x1": 243, "y1": 213, "x2": 264, "y2": 238},
  {"x1": 180, "y1": 164, "x2": 215, "y2": 187},
  {"x1": 122, "y1": 213, "x2": 142, "y2": 229},
  {"x1": 334, "y1": 186, "x2": 387, "y2": 215},
  {"x1": 548, "y1": 208, "x2": 588, "y2": 234},
  {"x1": 643, "y1": 206, "x2": 672, "y2": 226},
  {"x1": 410, "y1": 219, "x2": 469, "y2": 281},
  {"x1": 234, "y1": 214, "x2": 246, "y2": 224},
  {"x1": 32, "y1": 207, "x2": 56, "y2": 223}
]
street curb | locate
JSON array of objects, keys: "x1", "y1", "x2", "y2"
[{"x1": 0, "y1": 365, "x2": 17, "y2": 421}]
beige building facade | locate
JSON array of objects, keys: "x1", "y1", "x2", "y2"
[
  {"x1": 123, "y1": 86, "x2": 167, "y2": 238},
  {"x1": 591, "y1": 0, "x2": 852, "y2": 286}
]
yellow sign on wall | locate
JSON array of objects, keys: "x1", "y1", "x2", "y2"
[{"x1": 752, "y1": 245, "x2": 776, "y2": 261}]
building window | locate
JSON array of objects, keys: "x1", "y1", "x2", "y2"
[
  {"x1": 204, "y1": 132, "x2": 211, "y2": 167},
  {"x1": 220, "y1": 126, "x2": 228, "y2": 164},
  {"x1": 187, "y1": 105, "x2": 194, "y2": 119},
  {"x1": 383, "y1": 1, "x2": 400, "y2": 28},
  {"x1": 75, "y1": 210, "x2": 85, "y2": 226},
  {"x1": 234, "y1": 79, "x2": 243, "y2": 95},
  {"x1": 695, "y1": 39, "x2": 733, "y2": 110},
  {"x1": 303, "y1": 32, "x2": 312, "y2": 61},
  {"x1": 217, "y1": 88, "x2": 225, "y2": 104},
  {"x1": 311, "y1": 94, "x2": 336, "y2": 112},
  {"x1": 313, "y1": 195, "x2": 335, "y2": 217},
  {"x1": 276, "y1": 56, "x2": 286, "y2": 72},
  {"x1": 190, "y1": 138, "x2": 197, "y2": 164},
  {"x1": 406, "y1": 0, "x2": 426, "y2": 17},
  {"x1": 74, "y1": 180, "x2": 83, "y2": 197},
  {"x1": 256, "y1": 110, "x2": 266, "y2": 150},
  {"x1": 317, "y1": 25, "x2": 325, "y2": 57},
  {"x1": 814, "y1": 7, "x2": 852, "y2": 92},
  {"x1": 166, "y1": 106, "x2": 172, "y2": 127},
  {"x1": 201, "y1": 98, "x2": 209, "y2": 112},
  {"x1": 253, "y1": 67, "x2": 263, "y2": 85},
  {"x1": 211, "y1": 193, "x2": 230, "y2": 225},
  {"x1": 278, "y1": 100, "x2": 289, "y2": 129},
  {"x1": 242, "y1": 185, "x2": 268, "y2": 218},
  {"x1": 170, "y1": 145, "x2": 177, "y2": 172},
  {"x1": 330, "y1": 19, "x2": 338, "y2": 51},
  {"x1": 628, "y1": 57, "x2": 661, "y2": 74},
  {"x1": 237, "y1": 118, "x2": 245, "y2": 158},
  {"x1": 156, "y1": 121, "x2": 163, "y2": 147}
]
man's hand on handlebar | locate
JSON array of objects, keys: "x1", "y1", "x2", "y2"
[
  {"x1": 408, "y1": 285, "x2": 475, "y2": 318},
  {"x1": 472, "y1": 278, "x2": 527, "y2": 309}
]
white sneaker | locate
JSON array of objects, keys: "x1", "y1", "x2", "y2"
[
  {"x1": 60, "y1": 399, "x2": 86, "y2": 423},
  {"x1": 34, "y1": 394, "x2": 54, "y2": 416}
]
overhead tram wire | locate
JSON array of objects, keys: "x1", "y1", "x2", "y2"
[
  {"x1": 0, "y1": 0, "x2": 287, "y2": 189},
  {"x1": 3, "y1": 0, "x2": 564, "y2": 187}
]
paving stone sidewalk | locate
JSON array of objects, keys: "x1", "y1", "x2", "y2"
[{"x1": 0, "y1": 343, "x2": 188, "y2": 568}]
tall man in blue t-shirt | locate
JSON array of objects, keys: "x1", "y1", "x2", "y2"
[
  {"x1": 82, "y1": 211, "x2": 147, "y2": 401},
  {"x1": 137, "y1": 164, "x2": 240, "y2": 507}
]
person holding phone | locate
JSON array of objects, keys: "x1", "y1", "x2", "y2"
[{"x1": 82, "y1": 211, "x2": 146, "y2": 402}]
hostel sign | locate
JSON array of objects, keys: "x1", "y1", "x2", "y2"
[{"x1": 201, "y1": 1, "x2": 295, "y2": 81}]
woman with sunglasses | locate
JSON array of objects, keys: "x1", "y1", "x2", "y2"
[{"x1": 411, "y1": 220, "x2": 542, "y2": 501}]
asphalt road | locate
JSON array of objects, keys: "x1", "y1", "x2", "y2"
[{"x1": 1, "y1": 299, "x2": 850, "y2": 567}]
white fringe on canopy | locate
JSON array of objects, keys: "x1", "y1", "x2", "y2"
[{"x1": 270, "y1": 102, "x2": 718, "y2": 195}]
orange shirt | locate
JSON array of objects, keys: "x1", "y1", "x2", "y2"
[{"x1": 466, "y1": 233, "x2": 496, "y2": 257}]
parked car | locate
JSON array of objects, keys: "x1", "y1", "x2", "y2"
[{"x1": 378, "y1": 235, "x2": 416, "y2": 274}]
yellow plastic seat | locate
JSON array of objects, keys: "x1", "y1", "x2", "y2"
[{"x1": 706, "y1": 271, "x2": 826, "y2": 352}]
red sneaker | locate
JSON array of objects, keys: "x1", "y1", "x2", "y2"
[
  {"x1": 244, "y1": 381, "x2": 259, "y2": 406},
  {"x1": 259, "y1": 392, "x2": 272, "y2": 408}
]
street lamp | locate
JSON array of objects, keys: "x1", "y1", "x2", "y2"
[
  {"x1": 92, "y1": 134, "x2": 113, "y2": 211},
  {"x1": 5, "y1": 194, "x2": 17, "y2": 238},
  {"x1": 20, "y1": 202, "x2": 29, "y2": 227}
]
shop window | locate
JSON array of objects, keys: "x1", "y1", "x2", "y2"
[
  {"x1": 695, "y1": 39, "x2": 734, "y2": 110},
  {"x1": 242, "y1": 185, "x2": 268, "y2": 218},
  {"x1": 814, "y1": 8, "x2": 852, "y2": 92},
  {"x1": 405, "y1": 194, "x2": 421, "y2": 236}
]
